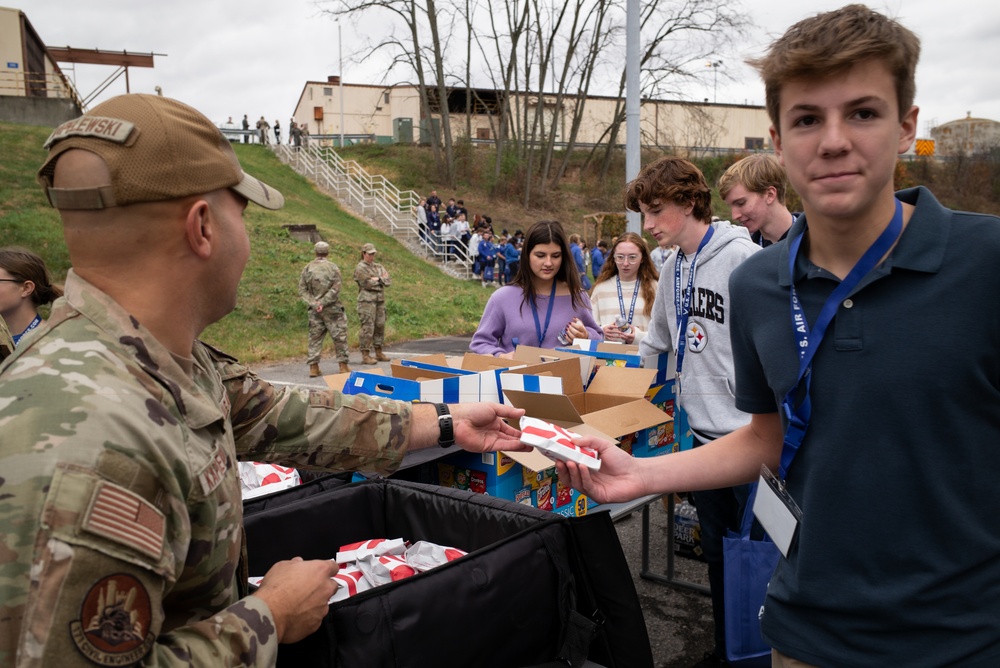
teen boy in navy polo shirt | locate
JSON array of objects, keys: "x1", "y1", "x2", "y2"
[{"x1": 559, "y1": 5, "x2": 1000, "y2": 667}]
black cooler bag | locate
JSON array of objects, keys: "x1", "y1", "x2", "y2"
[{"x1": 243, "y1": 477, "x2": 653, "y2": 668}]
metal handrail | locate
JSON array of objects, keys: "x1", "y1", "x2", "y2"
[
  {"x1": 0, "y1": 70, "x2": 85, "y2": 111},
  {"x1": 271, "y1": 143, "x2": 471, "y2": 279}
]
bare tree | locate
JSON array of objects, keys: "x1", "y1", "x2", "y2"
[
  {"x1": 473, "y1": 0, "x2": 531, "y2": 196},
  {"x1": 585, "y1": 0, "x2": 749, "y2": 180},
  {"x1": 320, "y1": 0, "x2": 458, "y2": 184},
  {"x1": 520, "y1": 0, "x2": 571, "y2": 207},
  {"x1": 321, "y1": 0, "x2": 750, "y2": 199},
  {"x1": 424, "y1": 0, "x2": 458, "y2": 185},
  {"x1": 540, "y1": 0, "x2": 616, "y2": 193},
  {"x1": 546, "y1": 0, "x2": 616, "y2": 189}
]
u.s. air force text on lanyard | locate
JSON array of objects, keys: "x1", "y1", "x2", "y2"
[
  {"x1": 673, "y1": 225, "x2": 715, "y2": 396},
  {"x1": 753, "y1": 199, "x2": 904, "y2": 557}
]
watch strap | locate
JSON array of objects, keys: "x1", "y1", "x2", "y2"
[{"x1": 433, "y1": 403, "x2": 455, "y2": 448}]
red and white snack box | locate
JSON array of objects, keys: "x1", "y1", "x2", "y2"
[
  {"x1": 239, "y1": 462, "x2": 301, "y2": 499},
  {"x1": 358, "y1": 554, "x2": 417, "y2": 585},
  {"x1": 330, "y1": 565, "x2": 372, "y2": 603},
  {"x1": 336, "y1": 537, "x2": 407, "y2": 564},
  {"x1": 248, "y1": 576, "x2": 264, "y2": 589},
  {"x1": 519, "y1": 416, "x2": 601, "y2": 470},
  {"x1": 404, "y1": 541, "x2": 467, "y2": 572}
]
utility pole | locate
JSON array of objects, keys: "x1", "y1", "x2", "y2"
[
  {"x1": 709, "y1": 60, "x2": 722, "y2": 103},
  {"x1": 339, "y1": 20, "x2": 345, "y2": 149},
  {"x1": 625, "y1": 0, "x2": 640, "y2": 233}
]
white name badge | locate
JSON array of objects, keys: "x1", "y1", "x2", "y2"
[{"x1": 753, "y1": 465, "x2": 803, "y2": 558}]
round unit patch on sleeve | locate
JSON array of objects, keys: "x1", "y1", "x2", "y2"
[{"x1": 70, "y1": 573, "x2": 155, "y2": 665}]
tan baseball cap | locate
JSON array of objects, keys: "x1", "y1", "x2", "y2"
[
  {"x1": 362, "y1": 243, "x2": 377, "y2": 254},
  {"x1": 314, "y1": 241, "x2": 330, "y2": 254},
  {"x1": 37, "y1": 94, "x2": 284, "y2": 211}
]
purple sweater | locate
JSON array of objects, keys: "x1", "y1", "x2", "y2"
[{"x1": 470, "y1": 285, "x2": 603, "y2": 356}]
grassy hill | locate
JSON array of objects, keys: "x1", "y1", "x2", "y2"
[{"x1": 0, "y1": 121, "x2": 493, "y2": 364}]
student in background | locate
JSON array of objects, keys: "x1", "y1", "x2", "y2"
[
  {"x1": 471, "y1": 220, "x2": 601, "y2": 357},
  {"x1": 718, "y1": 153, "x2": 795, "y2": 248},
  {"x1": 589, "y1": 232, "x2": 659, "y2": 345}
]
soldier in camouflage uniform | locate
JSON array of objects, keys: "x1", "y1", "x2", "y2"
[
  {"x1": 0, "y1": 93, "x2": 526, "y2": 668},
  {"x1": 353, "y1": 243, "x2": 391, "y2": 365},
  {"x1": 298, "y1": 241, "x2": 350, "y2": 377},
  {"x1": 0, "y1": 314, "x2": 13, "y2": 362}
]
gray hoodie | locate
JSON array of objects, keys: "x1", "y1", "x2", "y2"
[{"x1": 640, "y1": 220, "x2": 758, "y2": 441}]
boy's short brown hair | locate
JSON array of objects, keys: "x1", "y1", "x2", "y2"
[
  {"x1": 717, "y1": 154, "x2": 787, "y2": 203},
  {"x1": 748, "y1": 4, "x2": 921, "y2": 132},
  {"x1": 624, "y1": 156, "x2": 713, "y2": 223}
]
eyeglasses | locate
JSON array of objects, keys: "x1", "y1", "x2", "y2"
[
  {"x1": 614, "y1": 254, "x2": 640, "y2": 264},
  {"x1": 0, "y1": 279, "x2": 24, "y2": 283}
]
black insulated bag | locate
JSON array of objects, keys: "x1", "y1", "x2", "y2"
[{"x1": 243, "y1": 477, "x2": 653, "y2": 668}]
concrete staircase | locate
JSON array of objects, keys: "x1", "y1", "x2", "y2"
[{"x1": 272, "y1": 143, "x2": 472, "y2": 279}]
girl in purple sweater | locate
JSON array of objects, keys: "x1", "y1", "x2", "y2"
[{"x1": 471, "y1": 220, "x2": 601, "y2": 357}]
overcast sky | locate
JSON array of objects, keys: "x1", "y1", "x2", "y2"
[{"x1": 14, "y1": 0, "x2": 1000, "y2": 140}]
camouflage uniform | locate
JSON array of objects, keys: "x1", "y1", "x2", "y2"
[
  {"x1": 0, "y1": 315, "x2": 13, "y2": 363},
  {"x1": 0, "y1": 270, "x2": 412, "y2": 667},
  {"x1": 353, "y1": 260, "x2": 391, "y2": 350},
  {"x1": 298, "y1": 256, "x2": 349, "y2": 364}
]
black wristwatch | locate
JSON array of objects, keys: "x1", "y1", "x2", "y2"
[{"x1": 433, "y1": 403, "x2": 455, "y2": 448}]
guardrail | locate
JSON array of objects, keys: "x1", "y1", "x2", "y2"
[
  {"x1": 0, "y1": 71, "x2": 85, "y2": 111},
  {"x1": 272, "y1": 143, "x2": 472, "y2": 279}
]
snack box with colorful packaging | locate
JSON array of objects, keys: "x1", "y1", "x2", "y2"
[{"x1": 437, "y1": 448, "x2": 593, "y2": 518}]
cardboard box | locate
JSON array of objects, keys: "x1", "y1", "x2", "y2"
[
  {"x1": 436, "y1": 449, "x2": 592, "y2": 518},
  {"x1": 498, "y1": 357, "x2": 581, "y2": 401},
  {"x1": 392, "y1": 358, "x2": 499, "y2": 403},
  {"x1": 340, "y1": 354, "x2": 489, "y2": 403},
  {"x1": 504, "y1": 365, "x2": 676, "y2": 459},
  {"x1": 343, "y1": 365, "x2": 482, "y2": 403},
  {"x1": 642, "y1": 351, "x2": 693, "y2": 453},
  {"x1": 511, "y1": 345, "x2": 595, "y2": 389},
  {"x1": 559, "y1": 340, "x2": 643, "y2": 369}
]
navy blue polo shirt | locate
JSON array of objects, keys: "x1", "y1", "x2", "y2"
[{"x1": 729, "y1": 187, "x2": 1000, "y2": 667}]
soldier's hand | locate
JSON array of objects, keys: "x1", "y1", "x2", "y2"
[
  {"x1": 315, "y1": 303, "x2": 324, "y2": 312},
  {"x1": 450, "y1": 403, "x2": 530, "y2": 454},
  {"x1": 253, "y1": 557, "x2": 338, "y2": 643}
]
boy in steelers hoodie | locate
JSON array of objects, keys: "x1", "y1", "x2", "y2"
[{"x1": 631, "y1": 156, "x2": 759, "y2": 664}]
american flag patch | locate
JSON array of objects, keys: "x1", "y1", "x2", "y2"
[{"x1": 83, "y1": 482, "x2": 165, "y2": 560}]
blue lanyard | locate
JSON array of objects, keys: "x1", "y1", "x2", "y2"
[
  {"x1": 673, "y1": 226, "x2": 715, "y2": 378},
  {"x1": 780, "y1": 199, "x2": 904, "y2": 478},
  {"x1": 12, "y1": 314, "x2": 41, "y2": 346},
  {"x1": 530, "y1": 281, "x2": 558, "y2": 346},
  {"x1": 616, "y1": 276, "x2": 640, "y2": 324}
]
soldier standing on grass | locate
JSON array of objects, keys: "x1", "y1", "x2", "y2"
[
  {"x1": 354, "y1": 243, "x2": 390, "y2": 364},
  {"x1": 299, "y1": 241, "x2": 350, "y2": 377}
]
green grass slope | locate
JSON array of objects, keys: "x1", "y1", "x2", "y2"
[{"x1": 0, "y1": 122, "x2": 491, "y2": 364}]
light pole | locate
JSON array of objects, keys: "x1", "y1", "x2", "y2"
[
  {"x1": 338, "y1": 21, "x2": 345, "y2": 149},
  {"x1": 708, "y1": 60, "x2": 722, "y2": 103}
]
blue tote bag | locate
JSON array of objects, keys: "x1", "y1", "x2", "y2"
[{"x1": 723, "y1": 484, "x2": 780, "y2": 666}]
